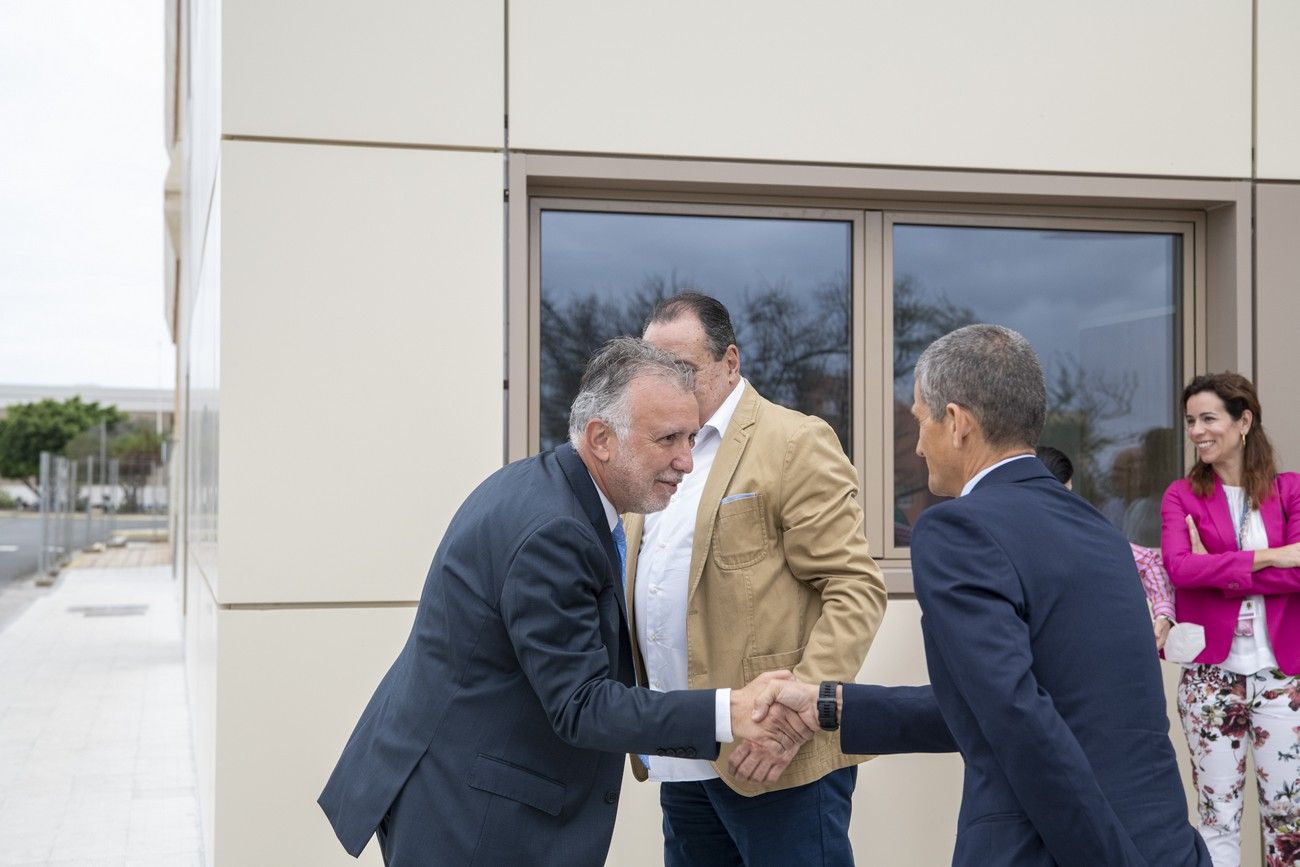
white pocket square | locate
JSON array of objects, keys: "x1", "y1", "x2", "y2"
[{"x1": 720, "y1": 492, "x2": 757, "y2": 505}]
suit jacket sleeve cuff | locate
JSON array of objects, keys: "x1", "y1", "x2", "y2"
[{"x1": 715, "y1": 689, "x2": 733, "y2": 743}]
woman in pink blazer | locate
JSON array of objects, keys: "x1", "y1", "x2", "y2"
[{"x1": 1161, "y1": 372, "x2": 1300, "y2": 867}]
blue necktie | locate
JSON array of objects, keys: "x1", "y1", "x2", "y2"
[
  {"x1": 613, "y1": 518, "x2": 651, "y2": 770},
  {"x1": 612, "y1": 518, "x2": 627, "y2": 579}
]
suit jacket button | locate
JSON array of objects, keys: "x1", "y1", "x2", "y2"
[
  {"x1": 604, "y1": 791, "x2": 618, "y2": 804},
  {"x1": 685, "y1": 747, "x2": 697, "y2": 758},
  {"x1": 1229, "y1": 582, "x2": 1240, "y2": 589}
]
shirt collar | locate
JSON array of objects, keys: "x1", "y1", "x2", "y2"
[
  {"x1": 698, "y1": 379, "x2": 746, "y2": 446},
  {"x1": 588, "y1": 475, "x2": 620, "y2": 531},
  {"x1": 960, "y1": 454, "x2": 1035, "y2": 497}
]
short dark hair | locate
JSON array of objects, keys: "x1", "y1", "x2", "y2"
[
  {"x1": 915, "y1": 324, "x2": 1046, "y2": 449},
  {"x1": 1035, "y1": 445, "x2": 1074, "y2": 486},
  {"x1": 645, "y1": 291, "x2": 738, "y2": 360}
]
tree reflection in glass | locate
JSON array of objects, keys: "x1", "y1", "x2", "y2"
[
  {"x1": 539, "y1": 211, "x2": 853, "y2": 455},
  {"x1": 892, "y1": 224, "x2": 1182, "y2": 547}
]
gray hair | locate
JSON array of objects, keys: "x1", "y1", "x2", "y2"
[
  {"x1": 568, "y1": 337, "x2": 696, "y2": 450},
  {"x1": 914, "y1": 324, "x2": 1045, "y2": 448}
]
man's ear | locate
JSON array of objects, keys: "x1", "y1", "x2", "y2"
[
  {"x1": 724, "y1": 344, "x2": 740, "y2": 381},
  {"x1": 585, "y1": 418, "x2": 615, "y2": 461},
  {"x1": 947, "y1": 403, "x2": 975, "y2": 448}
]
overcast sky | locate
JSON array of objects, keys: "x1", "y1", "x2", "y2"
[{"x1": 0, "y1": 0, "x2": 171, "y2": 390}]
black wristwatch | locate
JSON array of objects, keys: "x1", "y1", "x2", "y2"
[{"x1": 817, "y1": 681, "x2": 840, "y2": 731}]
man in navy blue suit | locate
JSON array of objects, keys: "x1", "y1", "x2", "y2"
[
  {"x1": 319, "y1": 338, "x2": 805, "y2": 866},
  {"x1": 736, "y1": 324, "x2": 1210, "y2": 866}
]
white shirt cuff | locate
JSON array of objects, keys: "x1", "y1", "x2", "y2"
[{"x1": 715, "y1": 688, "x2": 733, "y2": 743}]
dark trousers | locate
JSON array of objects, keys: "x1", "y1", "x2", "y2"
[{"x1": 660, "y1": 767, "x2": 857, "y2": 867}]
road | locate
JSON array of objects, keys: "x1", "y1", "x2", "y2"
[{"x1": 0, "y1": 512, "x2": 166, "y2": 590}]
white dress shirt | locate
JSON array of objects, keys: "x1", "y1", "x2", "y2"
[
  {"x1": 634, "y1": 379, "x2": 747, "y2": 781},
  {"x1": 960, "y1": 453, "x2": 1035, "y2": 497},
  {"x1": 586, "y1": 465, "x2": 733, "y2": 766},
  {"x1": 1219, "y1": 485, "x2": 1277, "y2": 675}
]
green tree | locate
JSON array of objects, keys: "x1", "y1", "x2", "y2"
[
  {"x1": 893, "y1": 274, "x2": 977, "y2": 388},
  {"x1": 0, "y1": 398, "x2": 124, "y2": 495},
  {"x1": 109, "y1": 421, "x2": 167, "y2": 512}
]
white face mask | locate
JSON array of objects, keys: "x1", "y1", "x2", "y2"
[{"x1": 1163, "y1": 621, "x2": 1206, "y2": 664}]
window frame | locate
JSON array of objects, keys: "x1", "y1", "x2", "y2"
[
  {"x1": 878, "y1": 210, "x2": 1202, "y2": 560},
  {"x1": 506, "y1": 153, "x2": 1227, "y2": 594},
  {"x1": 526, "y1": 197, "x2": 869, "y2": 504}
]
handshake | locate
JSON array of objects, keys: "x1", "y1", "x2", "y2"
[{"x1": 727, "y1": 672, "x2": 836, "y2": 784}]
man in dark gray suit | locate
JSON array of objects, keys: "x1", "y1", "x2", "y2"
[{"x1": 319, "y1": 338, "x2": 804, "y2": 866}]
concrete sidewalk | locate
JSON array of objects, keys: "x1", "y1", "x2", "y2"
[{"x1": 0, "y1": 553, "x2": 202, "y2": 866}]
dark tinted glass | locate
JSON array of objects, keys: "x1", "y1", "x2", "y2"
[
  {"x1": 540, "y1": 210, "x2": 853, "y2": 454},
  {"x1": 892, "y1": 225, "x2": 1182, "y2": 547}
]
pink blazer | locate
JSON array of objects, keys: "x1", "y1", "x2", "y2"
[{"x1": 1160, "y1": 471, "x2": 1300, "y2": 674}]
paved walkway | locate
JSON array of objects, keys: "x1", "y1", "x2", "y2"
[{"x1": 0, "y1": 551, "x2": 203, "y2": 866}]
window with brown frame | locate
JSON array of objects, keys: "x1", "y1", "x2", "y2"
[{"x1": 527, "y1": 199, "x2": 1196, "y2": 565}]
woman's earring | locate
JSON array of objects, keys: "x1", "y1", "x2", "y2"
[{"x1": 1241, "y1": 431, "x2": 1247, "y2": 447}]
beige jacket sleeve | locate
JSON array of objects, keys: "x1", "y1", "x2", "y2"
[{"x1": 779, "y1": 417, "x2": 888, "y2": 683}]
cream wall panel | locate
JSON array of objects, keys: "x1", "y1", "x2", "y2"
[
  {"x1": 223, "y1": 0, "x2": 502, "y2": 147},
  {"x1": 213, "y1": 606, "x2": 413, "y2": 866},
  {"x1": 850, "y1": 599, "x2": 964, "y2": 864},
  {"x1": 219, "y1": 142, "x2": 503, "y2": 604},
  {"x1": 1257, "y1": 0, "x2": 1300, "y2": 180},
  {"x1": 1256, "y1": 184, "x2": 1300, "y2": 472},
  {"x1": 510, "y1": 0, "x2": 1250, "y2": 178}
]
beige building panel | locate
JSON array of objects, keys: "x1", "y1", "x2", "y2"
[
  {"x1": 848, "y1": 599, "x2": 964, "y2": 864},
  {"x1": 1256, "y1": 184, "x2": 1300, "y2": 471},
  {"x1": 213, "y1": 605, "x2": 414, "y2": 866},
  {"x1": 1257, "y1": 0, "x2": 1300, "y2": 180},
  {"x1": 223, "y1": 0, "x2": 503, "y2": 147},
  {"x1": 218, "y1": 141, "x2": 503, "y2": 605},
  {"x1": 509, "y1": 0, "x2": 1250, "y2": 177}
]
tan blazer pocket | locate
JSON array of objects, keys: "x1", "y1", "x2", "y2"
[
  {"x1": 713, "y1": 493, "x2": 769, "y2": 570},
  {"x1": 739, "y1": 645, "x2": 825, "y2": 766},
  {"x1": 741, "y1": 645, "x2": 805, "y2": 683}
]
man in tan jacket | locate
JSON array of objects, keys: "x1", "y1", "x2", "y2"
[{"x1": 626, "y1": 292, "x2": 887, "y2": 866}]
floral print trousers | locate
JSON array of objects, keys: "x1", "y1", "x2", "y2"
[{"x1": 1178, "y1": 665, "x2": 1300, "y2": 867}]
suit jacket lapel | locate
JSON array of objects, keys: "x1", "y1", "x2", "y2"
[
  {"x1": 1207, "y1": 475, "x2": 1238, "y2": 552},
  {"x1": 1260, "y1": 478, "x2": 1285, "y2": 547},
  {"x1": 688, "y1": 384, "x2": 760, "y2": 601},
  {"x1": 556, "y1": 443, "x2": 629, "y2": 624}
]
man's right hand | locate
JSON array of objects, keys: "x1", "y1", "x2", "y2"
[
  {"x1": 726, "y1": 672, "x2": 817, "y2": 783},
  {"x1": 752, "y1": 677, "x2": 821, "y2": 733},
  {"x1": 726, "y1": 677, "x2": 827, "y2": 782}
]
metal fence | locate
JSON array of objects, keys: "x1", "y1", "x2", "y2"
[{"x1": 36, "y1": 451, "x2": 169, "y2": 577}]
